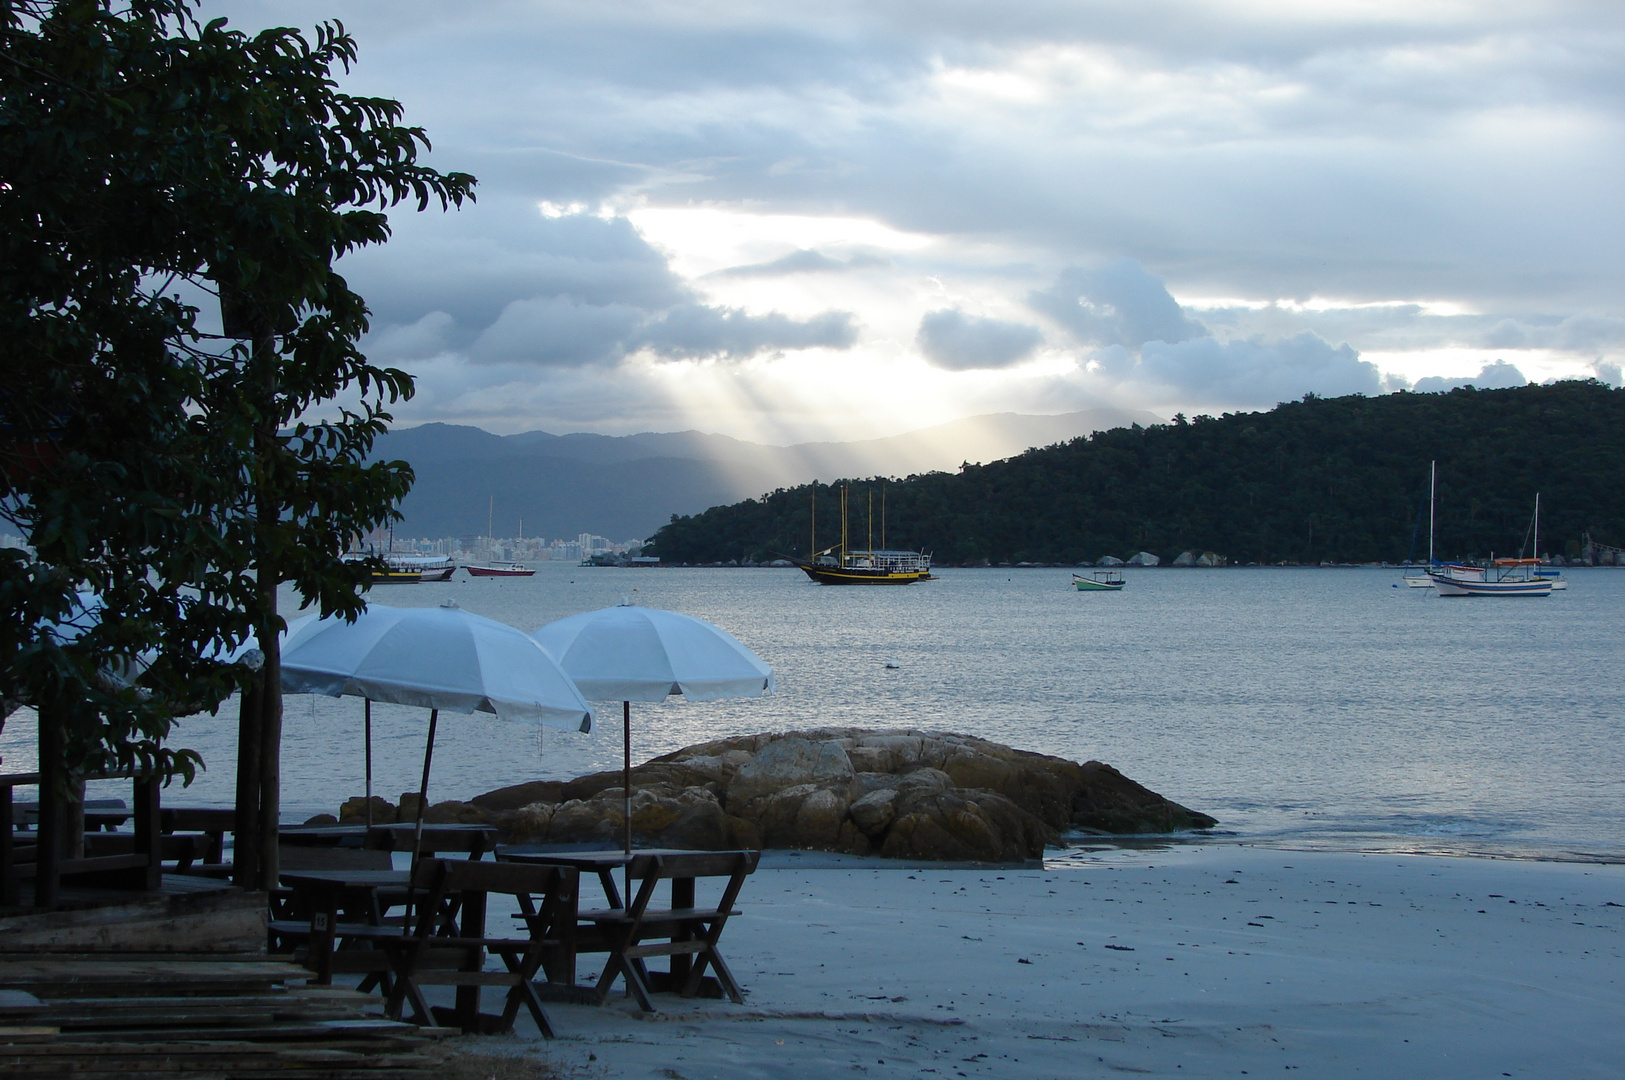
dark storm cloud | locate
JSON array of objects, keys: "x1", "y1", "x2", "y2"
[{"x1": 916, "y1": 309, "x2": 1044, "y2": 370}]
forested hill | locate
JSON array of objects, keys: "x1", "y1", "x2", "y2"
[{"x1": 645, "y1": 381, "x2": 1625, "y2": 567}]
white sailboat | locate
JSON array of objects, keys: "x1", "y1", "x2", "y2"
[{"x1": 1399, "y1": 461, "x2": 1437, "y2": 587}]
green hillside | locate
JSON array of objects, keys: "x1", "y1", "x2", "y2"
[{"x1": 645, "y1": 381, "x2": 1625, "y2": 566}]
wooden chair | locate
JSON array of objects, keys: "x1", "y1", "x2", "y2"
[
  {"x1": 383, "y1": 858, "x2": 579, "y2": 1037},
  {"x1": 581, "y1": 851, "x2": 759, "y2": 1011}
]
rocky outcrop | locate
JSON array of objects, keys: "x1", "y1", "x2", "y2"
[
  {"x1": 1126, "y1": 551, "x2": 1161, "y2": 567},
  {"x1": 338, "y1": 729, "x2": 1216, "y2": 863}
]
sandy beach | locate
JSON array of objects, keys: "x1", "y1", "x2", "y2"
[{"x1": 461, "y1": 845, "x2": 1623, "y2": 1079}]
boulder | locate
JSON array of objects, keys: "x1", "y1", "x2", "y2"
[
  {"x1": 338, "y1": 795, "x2": 397, "y2": 825},
  {"x1": 376, "y1": 728, "x2": 1217, "y2": 864},
  {"x1": 1126, "y1": 551, "x2": 1161, "y2": 567},
  {"x1": 1172, "y1": 551, "x2": 1197, "y2": 567},
  {"x1": 726, "y1": 737, "x2": 855, "y2": 806},
  {"x1": 1096, "y1": 555, "x2": 1126, "y2": 567}
]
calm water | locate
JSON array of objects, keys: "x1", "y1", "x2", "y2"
[{"x1": 7, "y1": 565, "x2": 1622, "y2": 860}]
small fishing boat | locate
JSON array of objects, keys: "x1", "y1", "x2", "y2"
[
  {"x1": 1073, "y1": 570, "x2": 1125, "y2": 591},
  {"x1": 1431, "y1": 559, "x2": 1551, "y2": 596}
]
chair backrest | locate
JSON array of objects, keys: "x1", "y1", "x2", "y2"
[
  {"x1": 621, "y1": 850, "x2": 760, "y2": 922},
  {"x1": 278, "y1": 844, "x2": 393, "y2": 872},
  {"x1": 623, "y1": 850, "x2": 760, "y2": 882},
  {"x1": 406, "y1": 857, "x2": 578, "y2": 942},
  {"x1": 365, "y1": 825, "x2": 494, "y2": 858}
]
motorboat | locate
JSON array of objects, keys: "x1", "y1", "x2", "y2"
[
  {"x1": 1073, "y1": 570, "x2": 1125, "y2": 591},
  {"x1": 464, "y1": 562, "x2": 536, "y2": 577}
]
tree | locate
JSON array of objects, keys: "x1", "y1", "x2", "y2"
[{"x1": 1, "y1": 0, "x2": 474, "y2": 892}]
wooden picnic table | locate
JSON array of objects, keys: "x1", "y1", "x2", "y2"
[{"x1": 496, "y1": 847, "x2": 760, "y2": 1008}]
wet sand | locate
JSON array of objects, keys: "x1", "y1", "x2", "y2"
[{"x1": 456, "y1": 846, "x2": 1623, "y2": 1079}]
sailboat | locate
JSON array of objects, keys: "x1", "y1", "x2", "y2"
[
  {"x1": 1399, "y1": 461, "x2": 1438, "y2": 587},
  {"x1": 795, "y1": 483, "x2": 933, "y2": 584},
  {"x1": 464, "y1": 496, "x2": 536, "y2": 577}
]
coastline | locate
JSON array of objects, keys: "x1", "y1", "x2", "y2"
[{"x1": 467, "y1": 843, "x2": 1623, "y2": 1079}]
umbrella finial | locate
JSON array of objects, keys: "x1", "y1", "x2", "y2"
[
  {"x1": 618, "y1": 595, "x2": 633, "y2": 607},
  {"x1": 439, "y1": 599, "x2": 460, "y2": 609}
]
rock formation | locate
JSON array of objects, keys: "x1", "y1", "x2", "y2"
[{"x1": 336, "y1": 729, "x2": 1217, "y2": 863}]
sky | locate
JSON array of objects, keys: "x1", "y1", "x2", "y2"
[{"x1": 225, "y1": 0, "x2": 1625, "y2": 444}]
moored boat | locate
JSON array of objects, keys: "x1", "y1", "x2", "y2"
[
  {"x1": 794, "y1": 482, "x2": 932, "y2": 585},
  {"x1": 1073, "y1": 570, "x2": 1125, "y2": 591},
  {"x1": 464, "y1": 562, "x2": 536, "y2": 577},
  {"x1": 1431, "y1": 559, "x2": 1551, "y2": 596}
]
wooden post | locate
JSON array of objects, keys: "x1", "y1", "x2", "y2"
[
  {"x1": 35, "y1": 698, "x2": 64, "y2": 909},
  {"x1": 0, "y1": 784, "x2": 15, "y2": 907},
  {"x1": 133, "y1": 774, "x2": 162, "y2": 891}
]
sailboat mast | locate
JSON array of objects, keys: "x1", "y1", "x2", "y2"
[
  {"x1": 882, "y1": 483, "x2": 886, "y2": 550},
  {"x1": 487, "y1": 495, "x2": 494, "y2": 557},
  {"x1": 1534, "y1": 493, "x2": 1540, "y2": 561},
  {"x1": 1428, "y1": 460, "x2": 1436, "y2": 567},
  {"x1": 810, "y1": 483, "x2": 816, "y2": 558},
  {"x1": 840, "y1": 484, "x2": 849, "y2": 562},
  {"x1": 867, "y1": 489, "x2": 873, "y2": 555}
]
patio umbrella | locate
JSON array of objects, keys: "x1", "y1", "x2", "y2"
[
  {"x1": 246, "y1": 602, "x2": 592, "y2": 853},
  {"x1": 531, "y1": 600, "x2": 773, "y2": 859}
]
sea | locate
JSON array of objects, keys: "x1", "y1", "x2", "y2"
[{"x1": 6, "y1": 564, "x2": 1622, "y2": 861}]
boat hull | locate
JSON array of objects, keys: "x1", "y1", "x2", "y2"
[
  {"x1": 1430, "y1": 574, "x2": 1552, "y2": 596},
  {"x1": 464, "y1": 565, "x2": 536, "y2": 577},
  {"x1": 797, "y1": 563, "x2": 931, "y2": 584},
  {"x1": 1073, "y1": 574, "x2": 1124, "y2": 591},
  {"x1": 370, "y1": 570, "x2": 421, "y2": 584}
]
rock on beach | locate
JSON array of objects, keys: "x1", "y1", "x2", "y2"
[{"x1": 337, "y1": 729, "x2": 1216, "y2": 862}]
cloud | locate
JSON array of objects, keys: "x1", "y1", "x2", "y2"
[
  {"x1": 1030, "y1": 260, "x2": 1207, "y2": 351},
  {"x1": 916, "y1": 309, "x2": 1044, "y2": 370},
  {"x1": 1412, "y1": 360, "x2": 1529, "y2": 393},
  {"x1": 351, "y1": 204, "x2": 860, "y2": 369},
  {"x1": 1135, "y1": 333, "x2": 1381, "y2": 404},
  {"x1": 470, "y1": 298, "x2": 645, "y2": 366},
  {"x1": 711, "y1": 249, "x2": 890, "y2": 278},
  {"x1": 638, "y1": 304, "x2": 858, "y2": 359}
]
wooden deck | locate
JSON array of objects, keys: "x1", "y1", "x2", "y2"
[
  {"x1": 0, "y1": 953, "x2": 446, "y2": 1078},
  {"x1": 0, "y1": 882, "x2": 448, "y2": 1077}
]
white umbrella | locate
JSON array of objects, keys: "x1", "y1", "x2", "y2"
[
  {"x1": 245, "y1": 602, "x2": 592, "y2": 848},
  {"x1": 532, "y1": 600, "x2": 773, "y2": 859}
]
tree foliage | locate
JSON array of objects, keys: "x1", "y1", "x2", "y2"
[
  {"x1": 0, "y1": 0, "x2": 474, "y2": 783},
  {"x1": 647, "y1": 382, "x2": 1625, "y2": 567}
]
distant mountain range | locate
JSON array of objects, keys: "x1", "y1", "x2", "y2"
[{"x1": 371, "y1": 407, "x2": 1163, "y2": 540}]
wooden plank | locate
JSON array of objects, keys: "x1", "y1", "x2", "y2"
[{"x1": 0, "y1": 890, "x2": 267, "y2": 954}]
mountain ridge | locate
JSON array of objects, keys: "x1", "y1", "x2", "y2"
[{"x1": 371, "y1": 407, "x2": 1162, "y2": 539}]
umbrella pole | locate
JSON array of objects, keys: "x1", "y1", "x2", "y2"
[
  {"x1": 407, "y1": 708, "x2": 438, "y2": 931},
  {"x1": 623, "y1": 700, "x2": 632, "y2": 903},
  {"x1": 364, "y1": 699, "x2": 373, "y2": 831}
]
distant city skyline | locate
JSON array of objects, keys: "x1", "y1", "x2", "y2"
[{"x1": 221, "y1": 1, "x2": 1624, "y2": 443}]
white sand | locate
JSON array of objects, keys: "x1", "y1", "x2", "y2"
[{"x1": 456, "y1": 846, "x2": 1623, "y2": 1079}]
